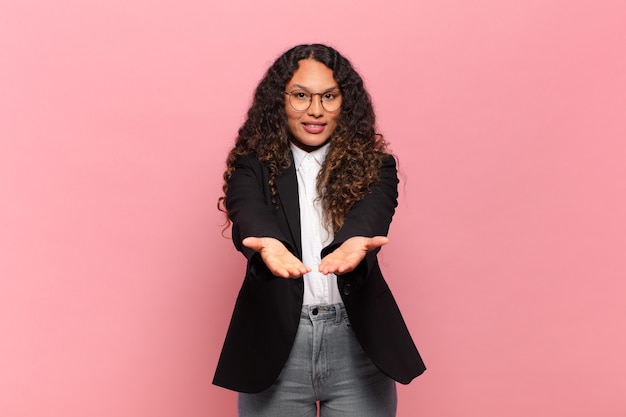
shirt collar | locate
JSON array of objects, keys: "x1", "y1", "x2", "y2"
[{"x1": 290, "y1": 141, "x2": 330, "y2": 171}]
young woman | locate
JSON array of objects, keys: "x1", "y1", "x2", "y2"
[{"x1": 213, "y1": 44, "x2": 425, "y2": 417}]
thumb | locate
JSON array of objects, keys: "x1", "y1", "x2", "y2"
[
  {"x1": 367, "y1": 236, "x2": 390, "y2": 250},
  {"x1": 242, "y1": 237, "x2": 263, "y2": 251}
]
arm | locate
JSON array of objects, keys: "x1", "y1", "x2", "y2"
[
  {"x1": 226, "y1": 155, "x2": 283, "y2": 254},
  {"x1": 226, "y1": 155, "x2": 308, "y2": 278},
  {"x1": 320, "y1": 155, "x2": 399, "y2": 275}
]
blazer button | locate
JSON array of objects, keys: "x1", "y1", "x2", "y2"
[{"x1": 343, "y1": 283, "x2": 352, "y2": 296}]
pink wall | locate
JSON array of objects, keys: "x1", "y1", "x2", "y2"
[{"x1": 1, "y1": 0, "x2": 625, "y2": 416}]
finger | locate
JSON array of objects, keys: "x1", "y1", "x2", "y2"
[
  {"x1": 319, "y1": 259, "x2": 340, "y2": 275},
  {"x1": 287, "y1": 266, "x2": 311, "y2": 278},
  {"x1": 274, "y1": 264, "x2": 304, "y2": 279},
  {"x1": 287, "y1": 264, "x2": 309, "y2": 274},
  {"x1": 318, "y1": 259, "x2": 331, "y2": 274},
  {"x1": 366, "y1": 236, "x2": 389, "y2": 250},
  {"x1": 274, "y1": 269, "x2": 291, "y2": 278},
  {"x1": 242, "y1": 237, "x2": 263, "y2": 251},
  {"x1": 275, "y1": 266, "x2": 305, "y2": 279}
]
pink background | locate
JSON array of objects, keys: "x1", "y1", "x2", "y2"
[{"x1": 1, "y1": 0, "x2": 625, "y2": 416}]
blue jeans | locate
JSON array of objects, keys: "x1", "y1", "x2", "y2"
[{"x1": 238, "y1": 304, "x2": 397, "y2": 417}]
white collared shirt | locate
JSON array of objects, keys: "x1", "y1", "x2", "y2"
[{"x1": 290, "y1": 142, "x2": 342, "y2": 305}]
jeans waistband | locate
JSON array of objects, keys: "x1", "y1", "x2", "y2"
[{"x1": 301, "y1": 303, "x2": 346, "y2": 324}]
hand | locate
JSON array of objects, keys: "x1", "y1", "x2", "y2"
[
  {"x1": 242, "y1": 237, "x2": 311, "y2": 279},
  {"x1": 318, "y1": 236, "x2": 389, "y2": 275}
]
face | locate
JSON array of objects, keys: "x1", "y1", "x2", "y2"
[{"x1": 285, "y1": 59, "x2": 341, "y2": 152}]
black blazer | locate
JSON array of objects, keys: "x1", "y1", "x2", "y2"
[{"x1": 213, "y1": 152, "x2": 426, "y2": 393}]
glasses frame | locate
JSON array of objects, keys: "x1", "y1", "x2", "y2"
[{"x1": 284, "y1": 89, "x2": 342, "y2": 113}]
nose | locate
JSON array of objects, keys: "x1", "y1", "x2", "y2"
[{"x1": 307, "y1": 93, "x2": 324, "y2": 116}]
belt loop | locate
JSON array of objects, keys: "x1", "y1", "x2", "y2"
[{"x1": 335, "y1": 303, "x2": 341, "y2": 325}]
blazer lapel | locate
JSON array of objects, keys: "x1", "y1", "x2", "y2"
[{"x1": 275, "y1": 156, "x2": 302, "y2": 258}]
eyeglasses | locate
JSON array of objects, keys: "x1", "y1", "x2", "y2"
[{"x1": 284, "y1": 89, "x2": 342, "y2": 112}]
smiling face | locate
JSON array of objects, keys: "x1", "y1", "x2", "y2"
[{"x1": 284, "y1": 59, "x2": 341, "y2": 152}]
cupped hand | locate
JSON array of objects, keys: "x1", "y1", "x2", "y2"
[
  {"x1": 318, "y1": 236, "x2": 389, "y2": 275},
  {"x1": 242, "y1": 237, "x2": 311, "y2": 279}
]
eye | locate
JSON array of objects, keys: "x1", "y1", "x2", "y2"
[
  {"x1": 291, "y1": 90, "x2": 310, "y2": 100},
  {"x1": 323, "y1": 91, "x2": 340, "y2": 101}
]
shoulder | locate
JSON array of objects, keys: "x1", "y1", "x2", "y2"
[
  {"x1": 378, "y1": 153, "x2": 398, "y2": 179},
  {"x1": 381, "y1": 153, "x2": 397, "y2": 168},
  {"x1": 231, "y1": 153, "x2": 267, "y2": 174},
  {"x1": 234, "y1": 152, "x2": 261, "y2": 166}
]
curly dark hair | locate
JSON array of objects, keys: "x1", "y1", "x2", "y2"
[{"x1": 219, "y1": 44, "x2": 391, "y2": 233}]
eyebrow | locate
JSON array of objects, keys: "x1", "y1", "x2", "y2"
[{"x1": 290, "y1": 84, "x2": 340, "y2": 93}]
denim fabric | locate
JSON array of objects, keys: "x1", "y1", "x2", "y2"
[{"x1": 238, "y1": 303, "x2": 397, "y2": 417}]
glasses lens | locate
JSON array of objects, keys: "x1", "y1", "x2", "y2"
[
  {"x1": 321, "y1": 91, "x2": 341, "y2": 112},
  {"x1": 288, "y1": 90, "x2": 311, "y2": 111}
]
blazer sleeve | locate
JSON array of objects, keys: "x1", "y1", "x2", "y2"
[
  {"x1": 225, "y1": 154, "x2": 297, "y2": 264},
  {"x1": 321, "y1": 154, "x2": 399, "y2": 281}
]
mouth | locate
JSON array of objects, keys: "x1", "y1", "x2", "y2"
[{"x1": 302, "y1": 122, "x2": 326, "y2": 134}]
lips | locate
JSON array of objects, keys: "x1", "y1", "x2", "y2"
[{"x1": 302, "y1": 122, "x2": 326, "y2": 134}]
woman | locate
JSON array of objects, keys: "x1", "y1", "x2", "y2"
[{"x1": 213, "y1": 44, "x2": 425, "y2": 417}]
